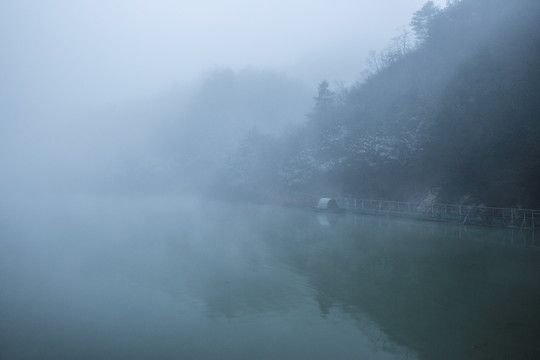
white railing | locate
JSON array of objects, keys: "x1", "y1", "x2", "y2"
[{"x1": 297, "y1": 193, "x2": 539, "y2": 229}]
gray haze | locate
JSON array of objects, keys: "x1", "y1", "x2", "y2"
[
  {"x1": 1, "y1": 0, "x2": 445, "y2": 113},
  {"x1": 0, "y1": 0, "x2": 446, "y2": 194},
  {"x1": 3, "y1": 2, "x2": 540, "y2": 359}
]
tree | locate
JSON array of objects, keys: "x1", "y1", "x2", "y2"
[
  {"x1": 307, "y1": 80, "x2": 341, "y2": 134},
  {"x1": 410, "y1": 1, "x2": 441, "y2": 43},
  {"x1": 362, "y1": 27, "x2": 415, "y2": 79},
  {"x1": 313, "y1": 81, "x2": 335, "y2": 113}
]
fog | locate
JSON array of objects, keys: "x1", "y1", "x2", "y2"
[
  {"x1": 3, "y1": 1, "x2": 540, "y2": 358},
  {"x1": 1, "y1": 0, "x2": 447, "y2": 196},
  {"x1": 1, "y1": 0, "x2": 445, "y2": 107}
]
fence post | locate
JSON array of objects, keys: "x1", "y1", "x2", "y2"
[
  {"x1": 533, "y1": 212, "x2": 536, "y2": 246},
  {"x1": 511, "y1": 209, "x2": 514, "y2": 226}
]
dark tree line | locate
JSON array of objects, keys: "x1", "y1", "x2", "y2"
[{"x1": 213, "y1": 0, "x2": 540, "y2": 208}]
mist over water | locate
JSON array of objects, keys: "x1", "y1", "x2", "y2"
[
  {"x1": 1, "y1": 196, "x2": 539, "y2": 359},
  {"x1": 2, "y1": 1, "x2": 540, "y2": 359}
]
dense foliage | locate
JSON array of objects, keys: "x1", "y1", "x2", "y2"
[{"x1": 216, "y1": 0, "x2": 540, "y2": 208}]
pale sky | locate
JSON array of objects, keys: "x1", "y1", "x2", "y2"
[{"x1": 0, "y1": 0, "x2": 446, "y2": 116}]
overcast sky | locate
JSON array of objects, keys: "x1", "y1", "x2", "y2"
[{"x1": 1, "y1": 0, "x2": 446, "y2": 117}]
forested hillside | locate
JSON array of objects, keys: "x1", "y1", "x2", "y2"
[{"x1": 216, "y1": 0, "x2": 540, "y2": 208}]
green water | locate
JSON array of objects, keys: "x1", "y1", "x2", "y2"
[{"x1": 1, "y1": 195, "x2": 539, "y2": 359}]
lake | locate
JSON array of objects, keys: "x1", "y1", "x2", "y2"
[{"x1": 1, "y1": 194, "x2": 539, "y2": 359}]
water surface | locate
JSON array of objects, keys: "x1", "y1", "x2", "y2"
[{"x1": 1, "y1": 195, "x2": 539, "y2": 359}]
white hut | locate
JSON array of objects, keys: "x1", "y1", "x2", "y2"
[{"x1": 316, "y1": 198, "x2": 339, "y2": 212}]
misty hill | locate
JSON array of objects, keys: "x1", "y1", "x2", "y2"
[
  {"x1": 91, "y1": 69, "x2": 312, "y2": 192},
  {"x1": 217, "y1": 0, "x2": 540, "y2": 208}
]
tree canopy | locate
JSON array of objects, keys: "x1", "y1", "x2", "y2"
[{"x1": 214, "y1": 0, "x2": 540, "y2": 208}]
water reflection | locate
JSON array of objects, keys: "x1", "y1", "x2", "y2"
[
  {"x1": 302, "y1": 213, "x2": 540, "y2": 359},
  {"x1": 315, "y1": 213, "x2": 343, "y2": 226},
  {"x1": 1, "y1": 195, "x2": 539, "y2": 359}
]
